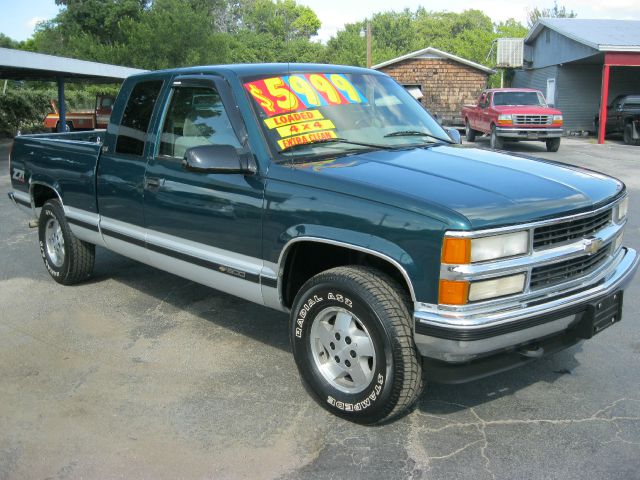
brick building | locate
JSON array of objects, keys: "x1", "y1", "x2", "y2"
[{"x1": 373, "y1": 47, "x2": 494, "y2": 127}]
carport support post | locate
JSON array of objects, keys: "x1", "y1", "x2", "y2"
[
  {"x1": 598, "y1": 64, "x2": 610, "y2": 145},
  {"x1": 56, "y1": 76, "x2": 66, "y2": 133}
]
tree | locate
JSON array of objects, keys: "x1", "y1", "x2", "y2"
[
  {"x1": 527, "y1": 2, "x2": 577, "y2": 28},
  {"x1": 0, "y1": 33, "x2": 19, "y2": 49}
]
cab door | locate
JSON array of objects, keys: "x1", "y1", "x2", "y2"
[
  {"x1": 142, "y1": 75, "x2": 265, "y2": 303},
  {"x1": 97, "y1": 78, "x2": 166, "y2": 255}
]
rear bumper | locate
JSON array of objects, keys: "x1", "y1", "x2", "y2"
[
  {"x1": 496, "y1": 127, "x2": 563, "y2": 139},
  {"x1": 413, "y1": 247, "x2": 638, "y2": 366}
]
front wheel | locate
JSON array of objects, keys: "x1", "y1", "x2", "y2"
[
  {"x1": 290, "y1": 266, "x2": 423, "y2": 424},
  {"x1": 623, "y1": 123, "x2": 640, "y2": 146},
  {"x1": 546, "y1": 137, "x2": 561, "y2": 152},
  {"x1": 38, "y1": 199, "x2": 95, "y2": 285},
  {"x1": 465, "y1": 120, "x2": 476, "y2": 142},
  {"x1": 490, "y1": 125, "x2": 503, "y2": 150}
]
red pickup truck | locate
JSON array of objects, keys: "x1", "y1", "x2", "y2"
[
  {"x1": 462, "y1": 88, "x2": 563, "y2": 152},
  {"x1": 43, "y1": 94, "x2": 115, "y2": 132}
]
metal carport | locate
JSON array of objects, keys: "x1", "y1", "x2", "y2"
[{"x1": 0, "y1": 48, "x2": 145, "y2": 132}]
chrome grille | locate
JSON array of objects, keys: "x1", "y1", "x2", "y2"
[
  {"x1": 513, "y1": 115, "x2": 552, "y2": 125},
  {"x1": 533, "y1": 210, "x2": 612, "y2": 249},
  {"x1": 530, "y1": 247, "x2": 610, "y2": 290}
]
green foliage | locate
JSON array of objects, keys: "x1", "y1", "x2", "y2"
[
  {"x1": 527, "y1": 1, "x2": 577, "y2": 28},
  {"x1": 0, "y1": 33, "x2": 19, "y2": 48}
]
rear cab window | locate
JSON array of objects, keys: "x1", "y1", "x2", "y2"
[{"x1": 116, "y1": 80, "x2": 164, "y2": 156}]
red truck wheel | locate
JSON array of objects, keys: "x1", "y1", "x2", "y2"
[
  {"x1": 465, "y1": 120, "x2": 476, "y2": 142},
  {"x1": 490, "y1": 125, "x2": 503, "y2": 150},
  {"x1": 546, "y1": 138, "x2": 561, "y2": 152}
]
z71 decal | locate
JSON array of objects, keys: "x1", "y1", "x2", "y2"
[{"x1": 12, "y1": 168, "x2": 26, "y2": 183}]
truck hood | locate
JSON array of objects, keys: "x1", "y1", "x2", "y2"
[
  {"x1": 493, "y1": 105, "x2": 562, "y2": 115},
  {"x1": 285, "y1": 146, "x2": 623, "y2": 229}
]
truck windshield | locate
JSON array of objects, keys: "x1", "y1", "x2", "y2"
[
  {"x1": 493, "y1": 91, "x2": 546, "y2": 107},
  {"x1": 242, "y1": 72, "x2": 451, "y2": 158}
]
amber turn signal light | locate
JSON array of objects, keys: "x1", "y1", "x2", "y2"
[
  {"x1": 442, "y1": 237, "x2": 471, "y2": 264},
  {"x1": 439, "y1": 280, "x2": 469, "y2": 305}
]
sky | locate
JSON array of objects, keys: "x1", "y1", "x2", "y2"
[{"x1": 1, "y1": 0, "x2": 639, "y2": 44}]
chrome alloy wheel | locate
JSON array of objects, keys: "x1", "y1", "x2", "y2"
[
  {"x1": 45, "y1": 217, "x2": 65, "y2": 267},
  {"x1": 309, "y1": 306, "x2": 376, "y2": 394}
]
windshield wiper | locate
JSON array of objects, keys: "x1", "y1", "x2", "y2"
[
  {"x1": 384, "y1": 130, "x2": 454, "y2": 144},
  {"x1": 278, "y1": 137, "x2": 392, "y2": 154}
]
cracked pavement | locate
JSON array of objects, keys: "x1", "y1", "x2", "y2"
[{"x1": 1, "y1": 137, "x2": 639, "y2": 479}]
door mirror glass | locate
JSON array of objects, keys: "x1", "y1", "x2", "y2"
[
  {"x1": 447, "y1": 128, "x2": 462, "y2": 144},
  {"x1": 183, "y1": 144, "x2": 252, "y2": 174}
]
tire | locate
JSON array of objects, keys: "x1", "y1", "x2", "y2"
[
  {"x1": 465, "y1": 120, "x2": 476, "y2": 142},
  {"x1": 623, "y1": 123, "x2": 640, "y2": 146},
  {"x1": 546, "y1": 137, "x2": 561, "y2": 152},
  {"x1": 490, "y1": 124, "x2": 503, "y2": 150},
  {"x1": 290, "y1": 266, "x2": 423, "y2": 424},
  {"x1": 38, "y1": 199, "x2": 95, "y2": 285}
]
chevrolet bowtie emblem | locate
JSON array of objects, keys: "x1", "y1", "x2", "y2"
[{"x1": 583, "y1": 237, "x2": 603, "y2": 255}]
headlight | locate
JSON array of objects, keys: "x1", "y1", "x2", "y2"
[
  {"x1": 615, "y1": 197, "x2": 628, "y2": 223},
  {"x1": 553, "y1": 114, "x2": 563, "y2": 122},
  {"x1": 439, "y1": 273, "x2": 526, "y2": 305},
  {"x1": 468, "y1": 273, "x2": 526, "y2": 302},
  {"x1": 497, "y1": 114, "x2": 513, "y2": 126},
  {"x1": 442, "y1": 231, "x2": 529, "y2": 264}
]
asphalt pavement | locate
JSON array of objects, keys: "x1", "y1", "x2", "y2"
[{"x1": 1, "y1": 136, "x2": 639, "y2": 479}]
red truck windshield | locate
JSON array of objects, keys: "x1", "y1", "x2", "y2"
[{"x1": 493, "y1": 91, "x2": 546, "y2": 107}]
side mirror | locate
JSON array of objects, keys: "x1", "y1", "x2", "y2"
[
  {"x1": 447, "y1": 128, "x2": 462, "y2": 144},
  {"x1": 183, "y1": 144, "x2": 254, "y2": 174}
]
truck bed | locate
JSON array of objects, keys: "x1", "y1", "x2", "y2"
[{"x1": 11, "y1": 130, "x2": 104, "y2": 214}]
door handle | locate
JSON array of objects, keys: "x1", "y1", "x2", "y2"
[{"x1": 145, "y1": 177, "x2": 162, "y2": 190}]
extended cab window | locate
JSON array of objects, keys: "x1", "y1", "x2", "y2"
[
  {"x1": 159, "y1": 86, "x2": 241, "y2": 159},
  {"x1": 116, "y1": 80, "x2": 163, "y2": 156}
]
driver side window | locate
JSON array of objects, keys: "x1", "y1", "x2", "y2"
[{"x1": 159, "y1": 86, "x2": 241, "y2": 159}]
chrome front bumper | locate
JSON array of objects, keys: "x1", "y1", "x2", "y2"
[
  {"x1": 496, "y1": 127, "x2": 563, "y2": 138},
  {"x1": 414, "y1": 247, "x2": 639, "y2": 362}
]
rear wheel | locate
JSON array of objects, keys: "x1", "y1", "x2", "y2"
[
  {"x1": 290, "y1": 266, "x2": 423, "y2": 424},
  {"x1": 546, "y1": 137, "x2": 561, "y2": 152},
  {"x1": 623, "y1": 123, "x2": 640, "y2": 146},
  {"x1": 465, "y1": 120, "x2": 476, "y2": 142},
  {"x1": 38, "y1": 199, "x2": 95, "y2": 285},
  {"x1": 490, "y1": 124, "x2": 503, "y2": 150}
]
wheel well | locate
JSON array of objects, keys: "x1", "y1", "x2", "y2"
[
  {"x1": 281, "y1": 241, "x2": 412, "y2": 308},
  {"x1": 31, "y1": 184, "x2": 59, "y2": 208}
]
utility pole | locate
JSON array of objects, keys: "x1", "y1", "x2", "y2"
[{"x1": 366, "y1": 20, "x2": 372, "y2": 68}]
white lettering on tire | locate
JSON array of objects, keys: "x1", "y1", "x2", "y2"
[{"x1": 327, "y1": 373, "x2": 385, "y2": 412}]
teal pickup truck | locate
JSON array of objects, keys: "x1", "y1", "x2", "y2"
[{"x1": 8, "y1": 64, "x2": 639, "y2": 424}]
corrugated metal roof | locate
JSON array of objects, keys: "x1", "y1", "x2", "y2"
[
  {"x1": 0, "y1": 48, "x2": 146, "y2": 82},
  {"x1": 526, "y1": 19, "x2": 640, "y2": 52},
  {"x1": 372, "y1": 47, "x2": 495, "y2": 74}
]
